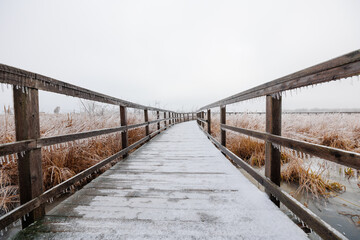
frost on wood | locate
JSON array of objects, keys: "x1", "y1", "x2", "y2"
[{"x1": 16, "y1": 122, "x2": 307, "y2": 239}]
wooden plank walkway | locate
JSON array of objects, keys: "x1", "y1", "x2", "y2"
[{"x1": 17, "y1": 121, "x2": 307, "y2": 239}]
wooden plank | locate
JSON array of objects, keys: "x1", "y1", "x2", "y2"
[
  {"x1": 18, "y1": 122, "x2": 311, "y2": 239},
  {"x1": 157, "y1": 111, "x2": 160, "y2": 131},
  {"x1": 1, "y1": 122, "x2": 149, "y2": 156},
  {"x1": 199, "y1": 50, "x2": 360, "y2": 110},
  {"x1": 265, "y1": 95, "x2": 282, "y2": 206},
  {"x1": 197, "y1": 118, "x2": 208, "y2": 124},
  {"x1": 200, "y1": 129, "x2": 346, "y2": 240},
  {"x1": 0, "y1": 135, "x2": 150, "y2": 230},
  {"x1": 120, "y1": 106, "x2": 128, "y2": 158},
  {"x1": 207, "y1": 109, "x2": 211, "y2": 135},
  {"x1": 13, "y1": 86, "x2": 44, "y2": 228},
  {"x1": 221, "y1": 124, "x2": 360, "y2": 170},
  {"x1": 0, "y1": 140, "x2": 36, "y2": 157},
  {"x1": 220, "y1": 106, "x2": 226, "y2": 147},
  {"x1": 144, "y1": 109, "x2": 149, "y2": 136},
  {"x1": 0, "y1": 64, "x2": 176, "y2": 113}
]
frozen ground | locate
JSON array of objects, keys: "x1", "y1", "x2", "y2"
[{"x1": 15, "y1": 121, "x2": 307, "y2": 240}]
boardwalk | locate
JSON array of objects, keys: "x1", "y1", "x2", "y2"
[{"x1": 17, "y1": 121, "x2": 307, "y2": 239}]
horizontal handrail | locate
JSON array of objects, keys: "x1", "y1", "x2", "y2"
[
  {"x1": 199, "y1": 50, "x2": 360, "y2": 110},
  {"x1": 0, "y1": 64, "x2": 172, "y2": 112},
  {"x1": 200, "y1": 128, "x2": 346, "y2": 240},
  {"x1": 197, "y1": 118, "x2": 208, "y2": 124},
  {"x1": 0, "y1": 119, "x2": 175, "y2": 230},
  {"x1": 221, "y1": 124, "x2": 360, "y2": 169},
  {"x1": 0, "y1": 117, "x2": 179, "y2": 157}
]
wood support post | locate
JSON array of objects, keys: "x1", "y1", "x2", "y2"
[
  {"x1": 207, "y1": 109, "x2": 211, "y2": 135},
  {"x1": 144, "y1": 109, "x2": 149, "y2": 136},
  {"x1": 164, "y1": 112, "x2": 167, "y2": 129},
  {"x1": 157, "y1": 111, "x2": 160, "y2": 131},
  {"x1": 265, "y1": 95, "x2": 282, "y2": 207},
  {"x1": 201, "y1": 111, "x2": 205, "y2": 128},
  {"x1": 168, "y1": 112, "x2": 171, "y2": 126},
  {"x1": 120, "y1": 106, "x2": 128, "y2": 158},
  {"x1": 220, "y1": 106, "x2": 226, "y2": 147},
  {"x1": 13, "y1": 86, "x2": 44, "y2": 229}
]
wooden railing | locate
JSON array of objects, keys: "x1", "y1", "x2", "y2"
[
  {"x1": 197, "y1": 50, "x2": 360, "y2": 240},
  {"x1": 0, "y1": 64, "x2": 194, "y2": 230}
]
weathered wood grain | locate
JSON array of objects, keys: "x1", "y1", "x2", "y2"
[
  {"x1": 200, "y1": 50, "x2": 360, "y2": 110},
  {"x1": 13, "y1": 86, "x2": 45, "y2": 228},
  {"x1": 265, "y1": 95, "x2": 281, "y2": 206},
  {"x1": 220, "y1": 106, "x2": 226, "y2": 147},
  {"x1": 221, "y1": 124, "x2": 360, "y2": 169}
]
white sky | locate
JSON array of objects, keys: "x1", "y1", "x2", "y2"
[{"x1": 0, "y1": 0, "x2": 360, "y2": 113}]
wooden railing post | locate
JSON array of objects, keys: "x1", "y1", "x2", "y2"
[
  {"x1": 220, "y1": 106, "x2": 226, "y2": 147},
  {"x1": 13, "y1": 86, "x2": 44, "y2": 229},
  {"x1": 265, "y1": 95, "x2": 282, "y2": 207},
  {"x1": 144, "y1": 109, "x2": 149, "y2": 136},
  {"x1": 164, "y1": 112, "x2": 167, "y2": 129},
  {"x1": 201, "y1": 111, "x2": 205, "y2": 128},
  {"x1": 120, "y1": 106, "x2": 128, "y2": 158},
  {"x1": 168, "y1": 112, "x2": 171, "y2": 126},
  {"x1": 157, "y1": 111, "x2": 160, "y2": 131},
  {"x1": 207, "y1": 109, "x2": 211, "y2": 134}
]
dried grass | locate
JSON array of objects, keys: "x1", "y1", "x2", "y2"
[
  {"x1": 281, "y1": 158, "x2": 345, "y2": 198},
  {"x1": 206, "y1": 112, "x2": 357, "y2": 198},
  {"x1": 0, "y1": 110, "x2": 146, "y2": 213}
]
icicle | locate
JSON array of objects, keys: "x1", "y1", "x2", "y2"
[
  {"x1": 0, "y1": 230, "x2": 3, "y2": 236},
  {"x1": 6, "y1": 155, "x2": 9, "y2": 164},
  {"x1": 11, "y1": 154, "x2": 15, "y2": 163},
  {"x1": 5, "y1": 227, "x2": 7, "y2": 232},
  {"x1": 23, "y1": 215, "x2": 26, "y2": 221}
]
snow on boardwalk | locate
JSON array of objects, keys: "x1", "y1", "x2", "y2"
[{"x1": 20, "y1": 121, "x2": 307, "y2": 239}]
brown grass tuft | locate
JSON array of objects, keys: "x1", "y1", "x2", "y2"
[{"x1": 281, "y1": 158, "x2": 345, "y2": 198}]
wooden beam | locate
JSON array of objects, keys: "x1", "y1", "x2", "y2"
[
  {"x1": 199, "y1": 50, "x2": 360, "y2": 110},
  {"x1": 265, "y1": 95, "x2": 282, "y2": 206},
  {"x1": 157, "y1": 111, "x2": 160, "y2": 131},
  {"x1": 0, "y1": 64, "x2": 176, "y2": 113},
  {"x1": 120, "y1": 106, "x2": 128, "y2": 158},
  {"x1": 144, "y1": 109, "x2": 149, "y2": 136},
  {"x1": 207, "y1": 109, "x2": 211, "y2": 135},
  {"x1": 221, "y1": 124, "x2": 360, "y2": 170},
  {"x1": 13, "y1": 86, "x2": 44, "y2": 229},
  {"x1": 220, "y1": 106, "x2": 226, "y2": 147}
]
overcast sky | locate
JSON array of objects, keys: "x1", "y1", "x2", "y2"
[{"x1": 0, "y1": 0, "x2": 360, "y2": 113}]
